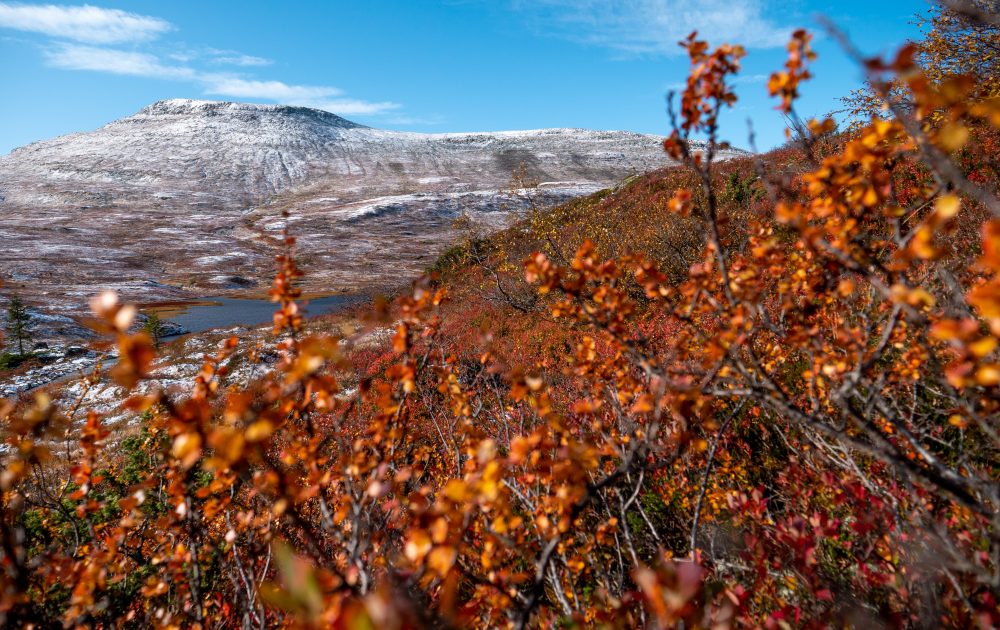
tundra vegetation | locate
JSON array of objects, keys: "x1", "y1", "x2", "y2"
[{"x1": 1, "y1": 3, "x2": 999, "y2": 628}]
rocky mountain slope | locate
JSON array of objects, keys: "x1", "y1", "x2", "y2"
[{"x1": 0, "y1": 99, "x2": 742, "y2": 333}]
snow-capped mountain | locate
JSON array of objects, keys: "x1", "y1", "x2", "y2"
[
  {"x1": 1, "y1": 98, "x2": 677, "y2": 203},
  {"x1": 0, "y1": 99, "x2": 742, "y2": 321}
]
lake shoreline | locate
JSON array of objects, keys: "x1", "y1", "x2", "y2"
[
  {"x1": 1, "y1": 291, "x2": 371, "y2": 399},
  {"x1": 144, "y1": 293, "x2": 369, "y2": 338}
]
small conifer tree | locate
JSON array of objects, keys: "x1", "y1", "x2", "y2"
[
  {"x1": 5, "y1": 296, "x2": 31, "y2": 356},
  {"x1": 143, "y1": 312, "x2": 166, "y2": 348}
]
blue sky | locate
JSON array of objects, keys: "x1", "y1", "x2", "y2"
[{"x1": 0, "y1": 1, "x2": 930, "y2": 155}]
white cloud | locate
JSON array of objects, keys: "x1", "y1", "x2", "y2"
[
  {"x1": 210, "y1": 52, "x2": 272, "y2": 67},
  {"x1": 19, "y1": 4, "x2": 405, "y2": 120},
  {"x1": 193, "y1": 71, "x2": 404, "y2": 118},
  {"x1": 44, "y1": 44, "x2": 402, "y2": 118},
  {"x1": 167, "y1": 48, "x2": 273, "y2": 67},
  {"x1": 380, "y1": 113, "x2": 444, "y2": 126},
  {"x1": 44, "y1": 43, "x2": 195, "y2": 79},
  {"x1": 296, "y1": 99, "x2": 401, "y2": 116},
  {"x1": 205, "y1": 78, "x2": 341, "y2": 101},
  {"x1": 516, "y1": 0, "x2": 790, "y2": 55},
  {"x1": 0, "y1": 2, "x2": 171, "y2": 44}
]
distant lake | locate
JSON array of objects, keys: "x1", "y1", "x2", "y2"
[{"x1": 155, "y1": 295, "x2": 361, "y2": 336}]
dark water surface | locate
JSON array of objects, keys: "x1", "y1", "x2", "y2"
[{"x1": 160, "y1": 295, "x2": 360, "y2": 336}]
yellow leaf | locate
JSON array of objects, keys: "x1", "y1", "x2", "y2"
[
  {"x1": 938, "y1": 122, "x2": 969, "y2": 152},
  {"x1": 212, "y1": 428, "x2": 245, "y2": 463},
  {"x1": 476, "y1": 439, "x2": 497, "y2": 464},
  {"x1": 405, "y1": 530, "x2": 432, "y2": 563},
  {"x1": 975, "y1": 364, "x2": 1000, "y2": 386},
  {"x1": 862, "y1": 186, "x2": 879, "y2": 207},
  {"x1": 431, "y1": 517, "x2": 449, "y2": 544},
  {"x1": 443, "y1": 479, "x2": 468, "y2": 503},
  {"x1": 245, "y1": 419, "x2": 275, "y2": 442},
  {"x1": 969, "y1": 336, "x2": 998, "y2": 358},
  {"x1": 427, "y1": 546, "x2": 457, "y2": 576},
  {"x1": 910, "y1": 227, "x2": 940, "y2": 260},
  {"x1": 171, "y1": 433, "x2": 202, "y2": 469},
  {"x1": 934, "y1": 194, "x2": 961, "y2": 221}
]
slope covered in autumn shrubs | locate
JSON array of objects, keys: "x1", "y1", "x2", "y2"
[{"x1": 2, "y1": 4, "x2": 1000, "y2": 628}]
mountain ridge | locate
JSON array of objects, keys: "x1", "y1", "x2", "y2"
[
  {"x1": 0, "y1": 98, "x2": 744, "y2": 336},
  {"x1": 133, "y1": 98, "x2": 370, "y2": 127}
]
